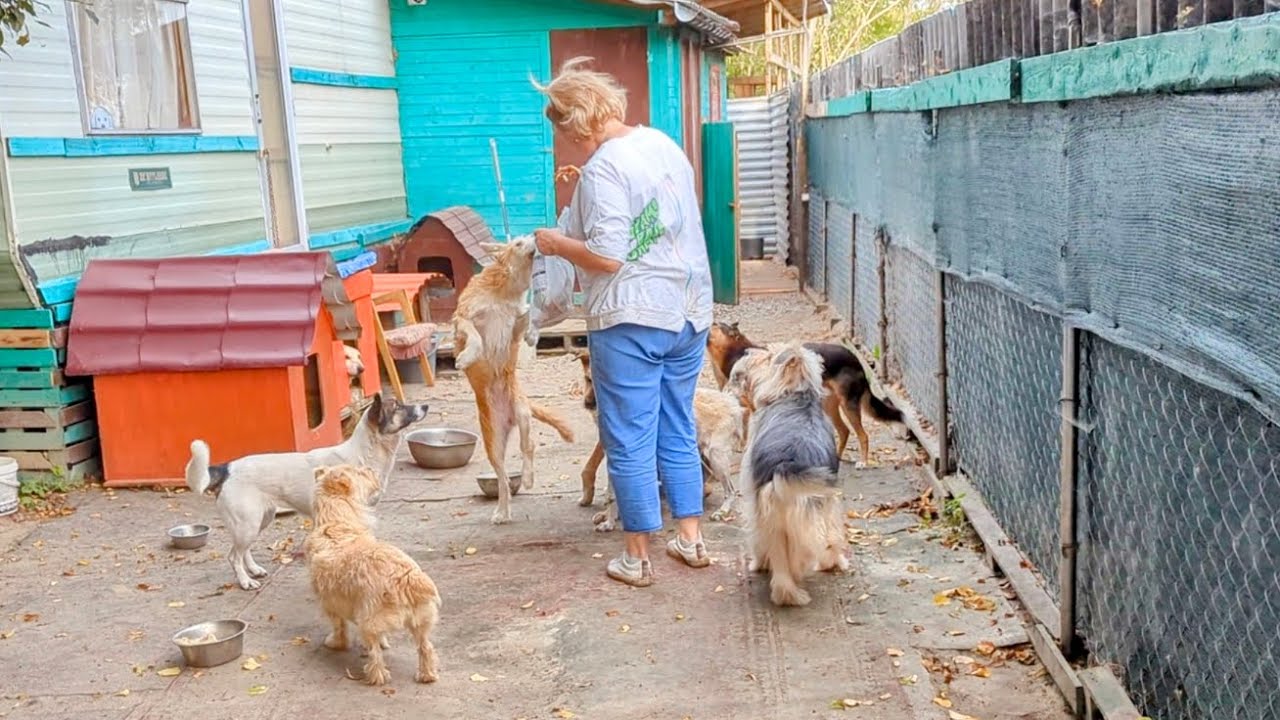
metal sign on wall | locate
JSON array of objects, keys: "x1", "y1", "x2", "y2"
[{"x1": 129, "y1": 167, "x2": 172, "y2": 191}]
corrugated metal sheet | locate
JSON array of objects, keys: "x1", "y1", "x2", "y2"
[
  {"x1": 728, "y1": 92, "x2": 790, "y2": 259},
  {"x1": 66, "y1": 252, "x2": 359, "y2": 376}
]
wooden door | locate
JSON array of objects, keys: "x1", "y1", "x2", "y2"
[
  {"x1": 702, "y1": 122, "x2": 739, "y2": 305},
  {"x1": 549, "y1": 27, "x2": 651, "y2": 215}
]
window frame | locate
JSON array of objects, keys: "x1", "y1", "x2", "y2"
[{"x1": 66, "y1": 0, "x2": 204, "y2": 136}]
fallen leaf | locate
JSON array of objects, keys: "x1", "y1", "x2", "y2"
[
  {"x1": 130, "y1": 664, "x2": 149, "y2": 676},
  {"x1": 952, "y1": 655, "x2": 975, "y2": 665},
  {"x1": 605, "y1": 609, "x2": 620, "y2": 618},
  {"x1": 591, "y1": 553, "x2": 604, "y2": 559},
  {"x1": 857, "y1": 593, "x2": 871, "y2": 602},
  {"x1": 520, "y1": 600, "x2": 535, "y2": 610},
  {"x1": 886, "y1": 647, "x2": 905, "y2": 657},
  {"x1": 279, "y1": 556, "x2": 294, "y2": 565},
  {"x1": 156, "y1": 666, "x2": 181, "y2": 677},
  {"x1": 114, "y1": 689, "x2": 130, "y2": 697},
  {"x1": 128, "y1": 629, "x2": 145, "y2": 641},
  {"x1": 291, "y1": 636, "x2": 309, "y2": 646},
  {"x1": 0, "y1": 629, "x2": 14, "y2": 640},
  {"x1": 469, "y1": 673, "x2": 488, "y2": 683},
  {"x1": 881, "y1": 537, "x2": 898, "y2": 547},
  {"x1": 619, "y1": 624, "x2": 630, "y2": 633},
  {"x1": 674, "y1": 613, "x2": 685, "y2": 621},
  {"x1": 21, "y1": 613, "x2": 39, "y2": 623},
  {"x1": 464, "y1": 547, "x2": 477, "y2": 556},
  {"x1": 77, "y1": 559, "x2": 90, "y2": 566},
  {"x1": 167, "y1": 601, "x2": 186, "y2": 608},
  {"x1": 552, "y1": 709, "x2": 576, "y2": 719},
  {"x1": 971, "y1": 666, "x2": 991, "y2": 679},
  {"x1": 382, "y1": 687, "x2": 396, "y2": 696},
  {"x1": 933, "y1": 592, "x2": 953, "y2": 606},
  {"x1": 949, "y1": 712, "x2": 979, "y2": 720},
  {"x1": 241, "y1": 658, "x2": 261, "y2": 671},
  {"x1": 879, "y1": 693, "x2": 892, "y2": 701},
  {"x1": 714, "y1": 585, "x2": 725, "y2": 593},
  {"x1": 946, "y1": 630, "x2": 966, "y2": 636},
  {"x1": 975, "y1": 641, "x2": 996, "y2": 656},
  {"x1": 247, "y1": 684, "x2": 268, "y2": 696},
  {"x1": 899, "y1": 674, "x2": 919, "y2": 685},
  {"x1": 933, "y1": 696, "x2": 953, "y2": 709}
]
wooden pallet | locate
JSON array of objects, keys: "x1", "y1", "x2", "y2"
[
  {"x1": 0, "y1": 307, "x2": 101, "y2": 484},
  {"x1": 534, "y1": 318, "x2": 589, "y2": 356}
]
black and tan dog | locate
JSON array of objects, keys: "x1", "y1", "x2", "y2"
[{"x1": 707, "y1": 321, "x2": 904, "y2": 466}]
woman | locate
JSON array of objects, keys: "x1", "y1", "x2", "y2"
[{"x1": 532, "y1": 58, "x2": 715, "y2": 587}]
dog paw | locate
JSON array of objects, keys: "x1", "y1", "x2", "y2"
[
  {"x1": 324, "y1": 633, "x2": 348, "y2": 651},
  {"x1": 854, "y1": 460, "x2": 868, "y2": 470},
  {"x1": 771, "y1": 585, "x2": 812, "y2": 607},
  {"x1": 363, "y1": 663, "x2": 391, "y2": 686},
  {"x1": 248, "y1": 566, "x2": 269, "y2": 579},
  {"x1": 490, "y1": 508, "x2": 513, "y2": 525},
  {"x1": 578, "y1": 494, "x2": 594, "y2": 507},
  {"x1": 748, "y1": 556, "x2": 769, "y2": 573},
  {"x1": 592, "y1": 515, "x2": 616, "y2": 533},
  {"x1": 521, "y1": 472, "x2": 534, "y2": 490},
  {"x1": 380, "y1": 635, "x2": 391, "y2": 650},
  {"x1": 238, "y1": 577, "x2": 263, "y2": 591}
]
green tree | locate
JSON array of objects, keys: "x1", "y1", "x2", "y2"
[
  {"x1": 1, "y1": 0, "x2": 43, "y2": 56},
  {"x1": 728, "y1": 0, "x2": 951, "y2": 79}
]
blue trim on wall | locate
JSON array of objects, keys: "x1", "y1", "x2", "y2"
[
  {"x1": 35, "y1": 219, "x2": 413, "y2": 306},
  {"x1": 289, "y1": 67, "x2": 398, "y2": 90},
  {"x1": 308, "y1": 219, "x2": 414, "y2": 249},
  {"x1": 6, "y1": 135, "x2": 259, "y2": 158},
  {"x1": 647, "y1": 26, "x2": 683, "y2": 149}
]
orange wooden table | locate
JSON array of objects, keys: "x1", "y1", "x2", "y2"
[{"x1": 371, "y1": 272, "x2": 443, "y2": 314}]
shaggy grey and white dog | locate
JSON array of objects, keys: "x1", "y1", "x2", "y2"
[
  {"x1": 739, "y1": 341, "x2": 850, "y2": 607},
  {"x1": 185, "y1": 393, "x2": 429, "y2": 590}
]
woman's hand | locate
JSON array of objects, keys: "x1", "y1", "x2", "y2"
[{"x1": 534, "y1": 228, "x2": 562, "y2": 256}]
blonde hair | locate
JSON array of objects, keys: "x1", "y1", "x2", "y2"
[{"x1": 532, "y1": 57, "x2": 628, "y2": 141}]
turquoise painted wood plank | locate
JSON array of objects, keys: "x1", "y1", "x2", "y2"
[
  {"x1": 390, "y1": 0, "x2": 655, "y2": 37},
  {"x1": 51, "y1": 303, "x2": 71, "y2": 324},
  {"x1": 1021, "y1": 13, "x2": 1280, "y2": 104},
  {"x1": 0, "y1": 309, "x2": 54, "y2": 329},
  {"x1": 0, "y1": 348, "x2": 59, "y2": 369},
  {"x1": 6, "y1": 135, "x2": 259, "y2": 158},
  {"x1": 0, "y1": 384, "x2": 89, "y2": 408},
  {"x1": 329, "y1": 245, "x2": 366, "y2": 262},
  {"x1": 309, "y1": 219, "x2": 413, "y2": 249},
  {"x1": 289, "y1": 67, "x2": 398, "y2": 89},
  {"x1": 822, "y1": 91, "x2": 872, "y2": 116},
  {"x1": 0, "y1": 370, "x2": 61, "y2": 388},
  {"x1": 36, "y1": 276, "x2": 78, "y2": 306},
  {"x1": 207, "y1": 239, "x2": 273, "y2": 256},
  {"x1": 0, "y1": 419, "x2": 97, "y2": 451},
  {"x1": 395, "y1": 29, "x2": 552, "y2": 235},
  {"x1": 647, "y1": 26, "x2": 683, "y2": 149}
]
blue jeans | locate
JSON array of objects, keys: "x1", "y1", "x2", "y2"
[{"x1": 588, "y1": 321, "x2": 708, "y2": 533}]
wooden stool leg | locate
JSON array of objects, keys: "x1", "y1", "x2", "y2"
[
  {"x1": 417, "y1": 347, "x2": 435, "y2": 387},
  {"x1": 375, "y1": 321, "x2": 406, "y2": 403}
]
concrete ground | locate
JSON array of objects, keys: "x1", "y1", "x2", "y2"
[{"x1": 0, "y1": 291, "x2": 1071, "y2": 720}]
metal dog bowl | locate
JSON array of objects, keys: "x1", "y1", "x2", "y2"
[
  {"x1": 167, "y1": 523, "x2": 210, "y2": 550},
  {"x1": 476, "y1": 470, "x2": 522, "y2": 499},
  {"x1": 406, "y1": 428, "x2": 478, "y2": 469},
  {"x1": 172, "y1": 619, "x2": 247, "y2": 668}
]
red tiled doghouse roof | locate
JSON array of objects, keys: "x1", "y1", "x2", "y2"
[
  {"x1": 424, "y1": 206, "x2": 497, "y2": 266},
  {"x1": 65, "y1": 252, "x2": 361, "y2": 376}
]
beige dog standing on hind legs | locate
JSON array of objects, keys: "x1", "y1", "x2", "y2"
[
  {"x1": 452, "y1": 235, "x2": 575, "y2": 525},
  {"x1": 305, "y1": 464, "x2": 441, "y2": 686}
]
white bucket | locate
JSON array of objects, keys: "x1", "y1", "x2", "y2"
[{"x1": 0, "y1": 457, "x2": 17, "y2": 517}]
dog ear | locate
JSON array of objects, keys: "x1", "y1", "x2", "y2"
[
  {"x1": 366, "y1": 393, "x2": 384, "y2": 425},
  {"x1": 478, "y1": 241, "x2": 506, "y2": 257},
  {"x1": 321, "y1": 473, "x2": 354, "y2": 498}
]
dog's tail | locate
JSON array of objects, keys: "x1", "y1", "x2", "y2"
[
  {"x1": 531, "y1": 403, "x2": 575, "y2": 443},
  {"x1": 404, "y1": 568, "x2": 443, "y2": 612},
  {"x1": 185, "y1": 440, "x2": 212, "y2": 495},
  {"x1": 861, "y1": 389, "x2": 904, "y2": 425},
  {"x1": 755, "y1": 468, "x2": 841, "y2": 606}
]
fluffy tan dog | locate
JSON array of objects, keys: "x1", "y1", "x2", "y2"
[
  {"x1": 305, "y1": 464, "x2": 441, "y2": 686},
  {"x1": 738, "y1": 342, "x2": 849, "y2": 607},
  {"x1": 452, "y1": 235, "x2": 575, "y2": 525}
]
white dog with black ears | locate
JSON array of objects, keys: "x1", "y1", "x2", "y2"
[
  {"x1": 740, "y1": 341, "x2": 850, "y2": 607},
  {"x1": 185, "y1": 393, "x2": 430, "y2": 590}
]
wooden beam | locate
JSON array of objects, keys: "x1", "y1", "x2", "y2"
[
  {"x1": 1028, "y1": 623, "x2": 1086, "y2": 717},
  {"x1": 1079, "y1": 666, "x2": 1145, "y2": 720}
]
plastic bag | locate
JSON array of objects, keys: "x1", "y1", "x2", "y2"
[{"x1": 525, "y1": 210, "x2": 578, "y2": 346}]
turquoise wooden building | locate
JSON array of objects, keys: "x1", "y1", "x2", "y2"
[{"x1": 0, "y1": 0, "x2": 751, "y2": 485}]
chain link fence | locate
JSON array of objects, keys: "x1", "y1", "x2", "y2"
[
  {"x1": 884, "y1": 245, "x2": 941, "y2": 430},
  {"x1": 806, "y1": 190, "x2": 826, "y2": 295},
  {"x1": 946, "y1": 278, "x2": 1063, "y2": 601},
  {"x1": 1076, "y1": 336, "x2": 1280, "y2": 720}
]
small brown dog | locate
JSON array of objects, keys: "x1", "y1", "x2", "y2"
[
  {"x1": 571, "y1": 349, "x2": 744, "y2": 527},
  {"x1": 305, "y1": 464, "x2": 441, "y2": 686},
  {"x1": 452, "y1": 235, "x2": 575, "y2": 525}
]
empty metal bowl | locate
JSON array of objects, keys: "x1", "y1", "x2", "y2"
[
  {"x1": 476, "y1": 470, "x2": 523, "y2": 499},
  {"x1": 172, "y1": 619, "x2": 247, "y2": 668},
  {"x1": 168, "y1": 524, "x2": 210, "y2": 550},
  {"x1": 406, "y1": 428, "x2": 479, "y2": 469}
]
